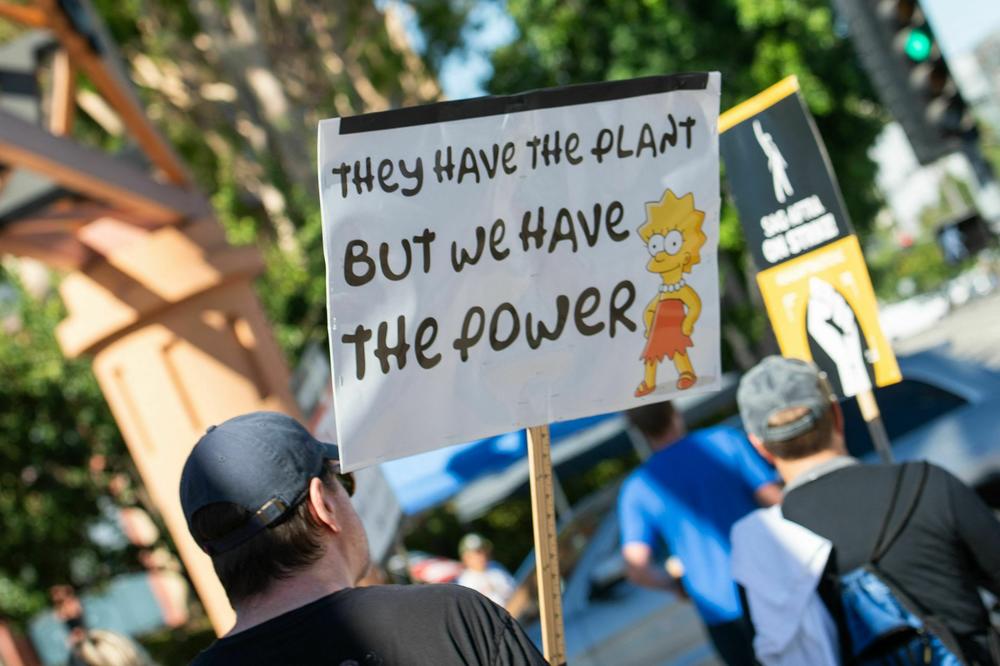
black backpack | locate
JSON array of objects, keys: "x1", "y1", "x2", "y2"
[{"x1": 833, "y1": 462, "x2": 968, "y2": 665}]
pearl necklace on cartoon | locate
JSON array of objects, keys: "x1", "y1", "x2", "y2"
[{"x1": 659, "y1": 278, "x2": 686, "y2": 293}]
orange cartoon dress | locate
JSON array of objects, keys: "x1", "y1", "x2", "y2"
[{"x1": 640, "y1": 297, "x2": 692, "y2": 362}]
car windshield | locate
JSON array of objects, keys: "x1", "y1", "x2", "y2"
[
  {"x1": 841, "y1": 379, "x2": 967, "y2": 457},
  {"x1": 506, "y1": 484, "x2": 618, "y2": 625}
]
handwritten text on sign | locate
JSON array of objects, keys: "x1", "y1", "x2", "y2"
[{"x1": 319, "y1": 74, "x2": 722, "y2": 470}]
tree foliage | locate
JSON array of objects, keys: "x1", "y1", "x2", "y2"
[
  {"x1": 866, "y1": 174, "x2": 976, "y2": 300},
  {"x1": 86, "y1": 0, "x2": 442, "y2": 360},
  {"x1": 476, "y1": 0, "x2": 885, "y2": 236},
  {"x1": 0, "y1": 0, "x2": 437, "y2": 633},
  {"x1": 0, "y1": 265, "x2": 131, "y2": 622}
]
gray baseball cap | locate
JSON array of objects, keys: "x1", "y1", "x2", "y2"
[
  {"x1": 459, "y1": 533, "x2": 492, "y2": 554},
  {"x1": 737, "y1": 356, "x2": 833, "y2": 443},
  {"x1": 180, "y1": 411, "x2": 340, "y2": 555}
]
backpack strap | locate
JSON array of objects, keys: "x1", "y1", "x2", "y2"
[
  {"x1": 870, "y1": 462, "x2": 929, "y2": 564},
  {"x1": 865, "y1": 463, "x2": 970, "y2": 662}
]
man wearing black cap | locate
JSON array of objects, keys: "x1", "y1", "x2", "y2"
[
  {"x1": 180, "y1": 411, "x2": 547, "y2": 665},
  {"x1": 732, "y1": 356, "x2": 1000, "y2": 664}
]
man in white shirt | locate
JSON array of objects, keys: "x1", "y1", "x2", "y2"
[{"x1": 456, "y1": 534, "x2": 516, "y2": 608}]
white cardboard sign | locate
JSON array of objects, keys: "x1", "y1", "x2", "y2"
[
  {"x1": 319, "y1": 73, "x2": 722, "y2": 470},
  {"x1": 310, "y1": 393, "x2": 402, "y2": 563}
]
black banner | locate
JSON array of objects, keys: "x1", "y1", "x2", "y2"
[
  {"x1": 340, "y1": 73, "x2": 710, "y2": 134},
  {"x1": 721, "y1": 92, "x2": 853, "y2": 270}
]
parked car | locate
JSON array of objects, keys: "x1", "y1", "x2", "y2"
[
  {"x1": 506, "y1": 350, "x2": 1000, "y2": 664},
  {"x1": 386, "y1": 551, "x2": 463, "y2": 584},
  {"x1": 837, "y1": 349, "x2": 1000, "y2": 502}
]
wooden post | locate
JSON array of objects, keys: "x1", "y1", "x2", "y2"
[
  {"x1": 56, "y1": 218, "x2": 300, "y2": 634},
  {"x1": 49, "y1": 49, "x2": 77, "y2": 136},
  {"x1": 526, "y1": 424, "x2": 567, "y2": 666},
  {"x1": 856, "y1": 389, "x2": 893, "y2": 463},
  {"x1": 0, "y1": 2, "x2": 48, "y2": 27},
  {"x1": 36, "y1": 0, "x2": 193, "y2": 185},
  {"x1": 0, "y1": 109, "x2": 203, "y2": 223}
]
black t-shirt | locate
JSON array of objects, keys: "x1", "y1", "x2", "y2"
[
  {"x1": 782, "y1": 462, "x2": 1000, "y2": 638},
  {"x1": 191, "y1": 584, "x2": 549, "y2": 666}
]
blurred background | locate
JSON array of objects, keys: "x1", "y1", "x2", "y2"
[{"x1": 1, "y1": 0, "x2": 999, "y2": 663}]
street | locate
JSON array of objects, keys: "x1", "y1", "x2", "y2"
[{"x1": 893, "y1": 290, "x2": 1000, "y2": 369}]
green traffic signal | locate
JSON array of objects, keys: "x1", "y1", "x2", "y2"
[{"x1": 904, "y1": 27, "x2": 932, "y2": 62}]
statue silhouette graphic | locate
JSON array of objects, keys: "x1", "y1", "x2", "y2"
[{"x1": 753, "y1": 119, "x2": 794, "y2": 204}]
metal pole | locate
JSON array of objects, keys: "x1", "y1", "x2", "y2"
[
  {"x1": 961, "y1": 135, "x2": 1000, "y2": 225},
  {"x1": 626, "y1": 424, "x2": 653, "y2": 461},
  {"x1": 551, "y1": 470, "x2": 574, "y2": 524}
]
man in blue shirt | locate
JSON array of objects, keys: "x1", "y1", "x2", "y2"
[{"x1": 619, "y1": 400, "x2": 781, "y2": 665}]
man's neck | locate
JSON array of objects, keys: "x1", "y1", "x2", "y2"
[
  {"x1": 227, "y1": 562, "x2": 355, "y2": 636},
  {"x1": 774, "y1": 448, "x2": 845, "y2": 487},
  {"x1": 650, "y1": 429, "x2": 685, "y2": 453}
]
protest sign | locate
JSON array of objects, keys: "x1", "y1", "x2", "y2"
[
  {"x1": 720, "y1": 77, "x2": 899, "y2": 462},
  {"x1": 319, "y1": 74, "x2": 722, "y2": 470},
  {"x1": 720, "y1": 77, "x2": 900, "y2": 400},
  {"x1": 313, "y1": 398, "x2": 402, "y2": 565},
  {"x1": 753, "y1": 236, "x2": 900, "y2": 396},
  {"x1": 292, "y1": 345, "x2": 403, "y2": 564}
]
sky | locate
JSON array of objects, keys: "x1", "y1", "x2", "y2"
[
  {"x1": 436, "y1": 2, "x2": 516, "y2": 100},
  {"x1": 385, "y1": 1, "x2": 515, "y2": 100},
  {"x1": 922, "y1": 0, "x2": 1000, "y2": 58}
]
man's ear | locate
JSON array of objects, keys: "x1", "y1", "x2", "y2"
[
  {"x1": 828, "y1": 401, "x2": 849, "y2": 453},
  {"x1": 748, "y1": 433, "x2": 775, "y2": 464},
  {"x1": 306, "y1": 477, "x2": 341, "y2": 534},
  {"x1": 830, "y1": 400, "x2": 844, "y2": 436}
]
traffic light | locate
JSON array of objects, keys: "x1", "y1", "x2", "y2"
[
  {"x1": 833, "y1": 0, "x2": 978, "y2": 165},
  {"x1": 878, "y1": 0, "x2": 976, "y2": 138},
  {"x1": 935, "y1": 211, "x2": 995, "y2": 264}
]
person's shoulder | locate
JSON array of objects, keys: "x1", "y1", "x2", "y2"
[
  {"x1": 619, "y1": 465, "x2": 648, "y2": 495},
  {"x1": 831, "y1": 461, "x2": 890, "y2": 479},
  {"x1": 904, "y1": 461, "x2": 976, "y2": 500},
  {"x1": 414, "y1": 583, "x2": 514, "y2": 625},
  {"x1": 731, "y1": 505, "x2": 776, "y2": 541},
  {"x1": 351, "y1": 582, "x2": 479, "y2": 601},
  {"x1": 700, "y1": 423, "x2": 741, "y2": 438},
  {"x1": 792, "y1": 461, "x2": 937, "y2": 498},
  {"x1": 344, "y1": 584, "x2": 507, "y2": 624},
  {"x1": 916, "y1": 460, "x2": 963, "y2": 483},
  {"x1": 488, "y1": 561, "x2": 513, "y2": 576},
  {"x1": 189, "y1": 648, "x2": 214, "y2": 666},
  {"x1": 619, "y1": 463, "x2": 662, "y2": 509},
  {"x1": 375, "y1": 582, "x2": 499, "y2": 608},
  {"x1": 829, "y1": 459, "x2": 952, "y2": 480},
  {"x1": 833, "y1": 461, "x2": 945, "y2": 483},
  {"x1": 189, "y1": 642, "x2": 231, "y2": 666},
  {"x1": 688, "y1": 424, "x2": 746, "y2": 449}
]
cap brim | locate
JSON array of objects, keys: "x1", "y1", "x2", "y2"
[{"x1": 319, "y1": 442, "x2": 341, "y2": 461}]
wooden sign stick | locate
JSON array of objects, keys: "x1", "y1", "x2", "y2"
[
  {"x1": 526, "y1": 424, "x2": 567, "y2": 666},
  {"x1": 856, "y1": 389, "x2": 893, "y2": 463}
]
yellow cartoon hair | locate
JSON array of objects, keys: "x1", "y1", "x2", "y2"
[{"x1": 637, "y1": 189, "x2": 707, "y2": 272}]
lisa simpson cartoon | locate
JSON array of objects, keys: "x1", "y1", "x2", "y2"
[{"x1": 635, "y1": 190, "x2": 707, "y2": 397}]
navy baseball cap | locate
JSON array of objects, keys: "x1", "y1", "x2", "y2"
[
  {"x1": 180, "y1": 411, "x2": 340, "y2": 555},
  {"x1": 737, "y1": 356, "x2": 834, "y2": 444}
]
